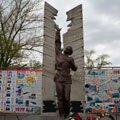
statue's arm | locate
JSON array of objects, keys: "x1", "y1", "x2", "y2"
[
  {"x1": 55, "y1": 25, "x2": 62, "y2": 55},
  {"x1": 70, "y1": 58, "x2": 77, "y2": 71}
]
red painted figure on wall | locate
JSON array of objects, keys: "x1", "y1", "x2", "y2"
[{"x1": 54, "y1": 25, "x2": 77, "y2": 120}]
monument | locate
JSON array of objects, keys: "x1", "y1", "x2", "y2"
[{"x1": 42, "y1": 2, "x2": 85, "y2": 117}]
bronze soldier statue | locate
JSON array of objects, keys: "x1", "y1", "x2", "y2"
[{"x1": 54, "y1": 25, "x2": 77, "y2": 120}]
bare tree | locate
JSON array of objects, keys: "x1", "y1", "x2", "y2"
[{"x1": 0, "y1": 0, "x2": 43, "y2": 68}]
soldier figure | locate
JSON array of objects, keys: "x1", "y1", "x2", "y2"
[{"x1": 54, "y1": 25, "x2": 77, "y2": 120}]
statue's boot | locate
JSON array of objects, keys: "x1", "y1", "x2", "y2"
[
  {"x1": 64, "y1": 101, "x2": 70, "y2": 119},
  {"x1": 58, "y1": 109, "x2": 64, "y2": 120},
  {"x1": 64, "y1": 107, "x2": 70, "y2": 119}
]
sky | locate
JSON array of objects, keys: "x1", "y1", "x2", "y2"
[{"x1": 45, "y1": 0, "x2": 120, "y2": 66}]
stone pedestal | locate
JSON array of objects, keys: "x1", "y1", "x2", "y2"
[
  {"x1": 63, "y1": 4, "x2": 85, "y2": 113},
  {"x1": 42, "y1": 2, "x2": 58, "y2": 114}
]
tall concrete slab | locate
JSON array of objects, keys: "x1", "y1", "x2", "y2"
[
  {"x1": 42, "y1": 2, "x2": 58, "y2": 102},
  {"x1": 63, "y1": 4, "x2": 85, "y2": 112}
]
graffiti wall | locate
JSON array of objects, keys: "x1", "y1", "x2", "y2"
[
  {"x1": 85, "y1": 69, "x2": 120, "y2": 113},
  {"x1": 0, "y1": 70, "x2": 42, "y2": 114}
]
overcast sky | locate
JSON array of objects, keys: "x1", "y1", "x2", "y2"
[{"x1": 45, "y1": 0, "x2": 120, "y2": 66}]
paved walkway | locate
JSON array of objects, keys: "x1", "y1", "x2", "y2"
[
  {"x1": 0, "y1": 113, "x2": 120, "y2": 120},
  {"x1": 0, "y1": 113, "x2": 59, "y2": 120}
]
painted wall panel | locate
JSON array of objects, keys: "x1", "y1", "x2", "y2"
[
  {"x1": 85, "y1": 69, "x2": 120, "y2": 113},
  {"x1": 0, "y1": 70, "x2": 42, "y2": 114}
]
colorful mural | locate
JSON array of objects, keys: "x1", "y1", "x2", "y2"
[
  {"x1": 0, "y1": 70, "x2": 42, "y2": 114},
  {"x1": 1, "y1": 69, "x2": 120, "y2": 114},
  {"x1": 85, "y1": 69, "x2": 120, "y2": 113}
]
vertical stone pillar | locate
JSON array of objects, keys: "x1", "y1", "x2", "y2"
[
  {"x1": 63, "y1": 5, "x2": 85, "y2": 113},
  {"x1": 42, "y1": 2, "x2": 58, "y2": 113}
]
